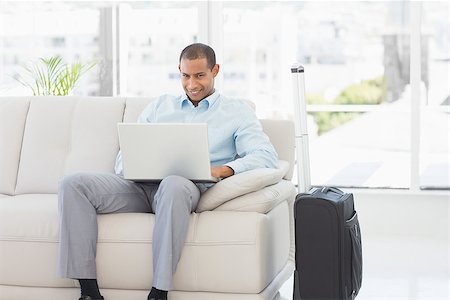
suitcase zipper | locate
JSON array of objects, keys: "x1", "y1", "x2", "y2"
[
  {"x1": 337, "y1": 195, "x2": 347, "y2": 299},
  {"x1": 328, "y1": 199, "x2": 345, "y2": 299},
  {"x1": 338, "y1": 209, "x2": 344, "y2": 299}
]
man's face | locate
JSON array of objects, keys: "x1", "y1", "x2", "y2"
[{"x1": 179, "y1": 58, "x2": 219, "y2": 104}]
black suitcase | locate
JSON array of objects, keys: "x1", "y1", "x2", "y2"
[{"x1": 293, "y1": 187, "x2": 362, "y2": 300}]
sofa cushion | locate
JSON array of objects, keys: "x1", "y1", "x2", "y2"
[
  {"x1": 0, "y1": 98, "x2": 30, "y2": 195},
  {"x1": 0, "y1": 194, "x2": 73, "y2": 288},
  {"x1": 0, "y1": 194, "x2": 60, "y2": 242},
  {"x1": 0, "y1": 194, "x2": 290, "y2": 293},
  {"x1": 15, "y1": 97, "x2": 125, "y2": 194},
  {"x1": 122, "y1": 97, "x2": 154, "y2": 122},
  {"x1": 260, "y1": 119, "x2": 295, "y2": 180},
  {"x1": 196, "y1": 160, "x2": 289, "y2": 212}
]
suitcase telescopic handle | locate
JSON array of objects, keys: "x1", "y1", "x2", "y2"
[{"x1": 291, "y1": 63, "x2": 311, "y2": 193}]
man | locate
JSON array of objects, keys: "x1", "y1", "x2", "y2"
[{"x1": 58, "y1": 43, "x2": 278, "y2": 300}]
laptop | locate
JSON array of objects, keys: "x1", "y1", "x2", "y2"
[{"x1": 117, "y1": 123, "x2": 219, "y2": 183}]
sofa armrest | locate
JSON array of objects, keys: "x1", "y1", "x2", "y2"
[
  {"x1": 196, "y1": 160, "x2": 289, "y2": 213},
  {"x1": 214, "y1": 179, "x2": 296, "y2": 214}
]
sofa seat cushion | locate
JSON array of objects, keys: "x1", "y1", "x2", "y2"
[
  {"x1": 0, "y1": 194, "x2": 290, "y2": 293},
  {"x1": 0, "y1": 194, "x2": 73, "y2": 288},
  {"x1": 0, "y1": 194, "x2": 60, "y2": 242}
]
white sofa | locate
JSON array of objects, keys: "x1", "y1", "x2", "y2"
[{"x1": 0, "y1": 96, "x2": 296, "y2": 300}]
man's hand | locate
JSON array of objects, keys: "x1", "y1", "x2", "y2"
[{"x1": 211, "y1": 166, "x2": 234, "y2": 179}]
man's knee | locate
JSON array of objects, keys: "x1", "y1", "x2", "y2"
[
  {"x1": 59, "y1": 172, "x2": 92, "y2": 192},
  {"x1": 155, "y1": 175, "x2": 198, "y2": 208},
  {"x1": 159, "y1": 175, "x2": 189, "y2": 192},
  {"x1": 58, "y1": 172, "x2": 104, "y2": 205}
]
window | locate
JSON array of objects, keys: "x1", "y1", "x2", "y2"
[
  {"x1": 1, "y1": 1, "x2": 447, "y2": 190},
  {"x1": 118, "y1": 2, "x2": 201, "y2": 96},
  {"x1": 0, "y1": 2, "x2": 100, "y2": 96},
  {"x1": 223, "y1": 1, "x2": 416, "y2": 189},
  {"x1": 223, "y1": 2, "x2": 297, "y2": 119}
]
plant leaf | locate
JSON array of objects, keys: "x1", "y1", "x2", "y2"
[{"x1": 14, "y1": 56, "x2": 96, "y2": 96}]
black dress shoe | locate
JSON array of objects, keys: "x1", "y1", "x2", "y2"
[
  {"x1": 147, "y1": 289, "x2": 168, "y2": 300},
  {"x1": 147, "y1": 295, "x2": 167, "y2": 300},
  {"x1": 78, "y1": 296, "x2": 104, "y2": 300}
]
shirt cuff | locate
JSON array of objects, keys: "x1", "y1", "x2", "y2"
[{"x1": 225, "y1": 160, "x2": 246, "y2": 175}]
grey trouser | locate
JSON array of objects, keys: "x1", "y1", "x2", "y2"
[{"x1": 57, "y1": 172, "x2": 203, "y2": 291}]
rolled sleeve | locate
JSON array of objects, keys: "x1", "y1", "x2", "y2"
[
  {"x1": 227, "y1": 105, "x2": 278, "y2": 174},
  {"x1": 224, "y1": 160, "x2": 244, "y2": 175}
]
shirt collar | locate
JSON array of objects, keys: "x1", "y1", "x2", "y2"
[{"x1": 180, "y1": 90, "x2": 220, "y2": 109}]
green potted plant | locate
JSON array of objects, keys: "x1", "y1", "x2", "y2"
[{"x1": 16, "y1": 56, "x2": 96, "y2": 96}]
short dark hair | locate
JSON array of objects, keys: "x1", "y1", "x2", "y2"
[{"x1": 179, "y1": 43, "x2": 216, "y2": 70}]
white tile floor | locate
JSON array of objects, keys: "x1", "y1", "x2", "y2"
[{"x1": 278, "y1": 235, "x2": 449, "y2": 300}]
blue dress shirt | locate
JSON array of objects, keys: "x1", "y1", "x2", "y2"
[{"x1": 115, "y1": 91, "x2": 278, "y2": 176}]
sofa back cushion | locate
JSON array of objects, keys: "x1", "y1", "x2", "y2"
[
  {"x1": 123, "y1": 97, "x2": 154, "y2": 122},
  {"x1": 260, "y1": 119, "x2": 295, "y2": 180},
  {"x1": 15, "y1": 97, "x2": 125, "y2": 194},
  {"x1": 0, "y1": 98, "x2": 30, "y2": 195}
]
